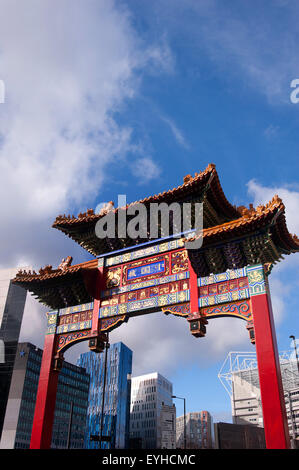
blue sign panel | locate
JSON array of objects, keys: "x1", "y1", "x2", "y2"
[{"x1": 127, "y1": 260, "x2": 165, "y2": 281}]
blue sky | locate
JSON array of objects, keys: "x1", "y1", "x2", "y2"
[{"x1": 0, "y1": 0, "x2": 299, "y2": 422}]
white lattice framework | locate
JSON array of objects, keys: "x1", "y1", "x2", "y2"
[{"x1": 218, "y1": 351, "x2": 299, "y2": 398}]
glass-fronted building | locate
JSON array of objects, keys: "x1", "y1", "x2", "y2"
[
  {"x1": 77, "y1": 342, "x2": 132, "y2": 449},
  {"x1": 0, "y1": 267, "x2": 28, "y2": 441},
  {"x1": 0, "y1": 342, "x2": 89, "y2": 449}
]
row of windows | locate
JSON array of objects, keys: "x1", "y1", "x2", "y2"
[
  {"x1": 131, "y1": 419, "x2": 156, "y2": 430},
  {"x1": 59, "y1": 376, "x2": 89, "y2": 390},
  {"x1": 130, "y1": 409, "x2": 155, "y2": 421},
  {"x1": 144, "y1": 429, "x2": 155, "y2": 438},
  {"x1": 131, "y1": 412, "x2": 142, "y2": 420},
  {"x1": 146, "y1": 394, "x2": 155, "y2": 402},
  {"x1": 143, "y1": 402, "x2": 155, "y2": 410},
  {"x1": 22, "y1": 387, "x2": 37, "y2": 401},
  {"x1": 25, "y1": 369, "x2": 39, "y2": 381},
  {"x1": 15, "y1": 442, "x2": 29, "y2": 449},
  {"x1": 27, "y1": 361, "x2": 40, "y2": 374},
  {"x1": 142, "y1": 419, "x2": 156, "y2": 429},
  {"x1": 56, "y1": 390, "x2": 88, "y2": 408}
]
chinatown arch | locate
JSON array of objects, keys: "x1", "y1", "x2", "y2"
[{"x1": 14, "y1": 163, "x2": 299, "y2": 450}]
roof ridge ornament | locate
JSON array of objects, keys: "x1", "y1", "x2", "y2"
[
  {"x1": 97, "y1": 201, "x2": 115, "y2": 216},
  {"x1": 206, "y1": 163, "x2": 216, "y2": 171},
  {"x1": 183, "y1": 164, "x2": 216, "y2": 185},
  {"x1": 58, "y1": 256, "x2": 73, "y2": 271},
  {"x1": 183, "y1": 174, "x2": 193, "y2": 184},
  {"x1": 236, "y1": 204, "x2": 256, "y2": 218},
  {"x1": 16, "y1": 268, "x2": 37, "y2": 277},
  {"x1": 292, "y1": 234, "x2": 299, "y2": 244},
  {"x1": 38, "y1": 265, "x2": 53, "y2": 275}
]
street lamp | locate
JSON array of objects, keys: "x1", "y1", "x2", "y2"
[
  {"x1": 290, "y1": 335, "x2": 299, "y2": 376},
  {"x1": 172, "y1": 395, "x2": 186, "y2": 449}
]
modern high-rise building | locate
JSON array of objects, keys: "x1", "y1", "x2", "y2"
[
  {"x1": 130, "y1": 372, "x2": 174, "y2": 449},
  {"x1": 0, "y1": 267, "x2": 29, "y2": 441},
  {"x1": 176, "y1": 411, "x2": 214, "y2": 449},
  {"x1": 77, "y1": 342, "x2": 132, "y2": 449},
  {"x1": 0, "y1": 342, "x2": 89, "y2": 449},
  {"x1": 218, "y1": 351, "x2": 299, "y2": 443}
]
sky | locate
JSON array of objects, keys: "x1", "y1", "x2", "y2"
[{"x1": 0, "y1": 0, "x2": 299, "y2": 423}]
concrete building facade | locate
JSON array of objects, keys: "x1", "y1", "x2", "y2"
[
  {"x1": 176, "y1": 411, "x2": 214, "y2": 449},
  {"x1": 0, "y1": 267, "x2": 28, "y2": 441},
  {"x1": 161, "y1": 403, "x2": 176, "y2": 449},
  {"x1": 219, "y1": 351, "x2": 299, "y2": 443},
  {"x1": 130, "y1": 372, "x2": 173, "y2": 449}
]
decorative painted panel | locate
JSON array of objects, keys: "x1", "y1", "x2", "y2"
[
  {"x1": 100, "y1": 315, "x2": 127, "y2": 332},
  {"x1": 46, "y1": 312, "x2": 58, "y2": 335},
  {"x1": 122, "y1": 255, "x2": 170, "y2": 286},
  {"x1": 199, "y1": 286, "x2": 250, "y2": 307},
  {"x1": 99, "y1": 289, "x2": 190, "y2": 318},
  {"x1": 161, "y1": 302, "x2": 191, "y2": 317},
  {"x1": 127, "y1": 259, "x2": 166, "y2": 281},
  {"x1": 198, "y1": 267, "x2": 247, "y2": 286},
  {"x1": 198, "y1": 269, "x2": 249, "y2": 308},
  {"x1": 101, "y1": 271, "x2": 189, "y2": 298},
  {"x1": 58, "y1": 310, "x2": 93, "y2": 325},
  {"x1": 58, "y1": 302, "x2": 94, "y2": 316},
  {"x1": 56, "y1": 331, "x2": 91, "y2": 353},
  {"x1": 56, "y1": 320, "x2": 92, "y2": 334},
  {"x1": 103, "y1": 238, "x2": 185, "y2": 267},
  {"x1": 47, "y1": 304, "x2": 95, "y2": 335},
  {"x1": 98, "y1": 248, "x2": 191, "y2": 327},
  {"x1": 200, "y1": 299, "x2": 252, "y2": 321},
  {"x1": 246, "y1": 264, "x2": 266, "y2": 296}
]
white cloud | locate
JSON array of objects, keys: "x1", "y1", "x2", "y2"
[
  {"x1": 109, "y1": 312, "x2": 248, "y2": 377},
  {"x1": 268, "y1": 276, "x2": 290, "y2": 325},
  {"x1": 247, "y1": 179, "x2": 299, "y2": 237},
  {"x1": 0, "y1": 0, "x2": 171, "y2": 270},
  {"x1": 0, "y1": 0, "x2": 174, "y2": 350},
  {"x1": 247, "y1": 179, "x2": 299, "y2": 325},
  {"x1": 131, "y1": 157, "x2": 161, "y2": 183},
  {"x1": 160, "y1": 115, "x2": 190, "y2": 149},
  {"x1": 263, "y1": 124, "x2": 280, "y2": 139},
  {"x1": 19, "y1": 293, "x2": 47, "y2": 349}
]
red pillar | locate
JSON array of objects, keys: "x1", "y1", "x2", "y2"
[
  {"x1": 30, "y1": 333, "x2": 59, "y2": 449},
  {"x1": 250, "y1": 267, "x2": 290, "y2": 449}
]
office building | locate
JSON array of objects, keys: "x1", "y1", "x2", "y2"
[
  {"x1": 218, "y1": 351, "x2": 299, "y2": 442},
  {"x1": 77, "y1": 342, "x2": 132, "y2": 449},
  {"x1": 0, "y1": 267, "x2": 28, "y2": 440},
  {"x1": 176, "y1": 411, "x2": 214, "y2": 449},
  {"x1": 0, "y1": 342, "x2": 89, "y2": 448},
  {"x1": 130, "y1": 372, "x2": 174, "y2": 449}
]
